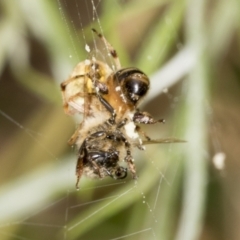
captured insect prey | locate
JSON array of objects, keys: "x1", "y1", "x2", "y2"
[{"x1": 61, "y1": 29, "x2": 185, "y2": 189}]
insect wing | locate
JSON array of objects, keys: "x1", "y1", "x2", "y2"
[{"x1": 142, "y1": 138, "x2": 186, "y2": 145}]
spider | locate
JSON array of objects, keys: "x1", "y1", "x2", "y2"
[{"x1": 61, "y1": 29, "x2": 184, "y2": 188}]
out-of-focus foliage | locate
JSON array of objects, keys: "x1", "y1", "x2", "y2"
[{"x1": 0, "y1": 0, "x2": 240, "y2": 240}]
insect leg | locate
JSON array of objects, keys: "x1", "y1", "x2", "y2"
[
  {"x1": 90, "y1": 160, "x2": 104, "y2": 179},
  {"x1": 118, "y1": 133, "x2": 137, "y2": 179},
  {"x1": 125, "y1": 152, "x2": 137, "y2": 180},
  {"x1": 133, "y1": 111, "x2": 165, "y2": 125},
  {"x1": 88, "y1": 130, "x2": 107, "y2": 140},
  {"x1": 133, "y1": 111, "x2": 165, "y2": 144},
  {"x1": 96, "y1": 93, "x2": 116, "y2": 124},
  {"x1": 89, "y1": 72, "x2": 116, "y2": 124},
  {"x1": 93, "y1": 78, "x2": 108, "y2": 94},
  {"x1": 116, "y1": 118, "x2": 128, "y2": 129},
  {"x1": 135, "y1": 125, "x2": 151, "y2": 141}
]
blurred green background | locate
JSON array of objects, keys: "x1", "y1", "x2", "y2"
[{"x1": 0, "y1": 0, "x2": 240, "y2": 240}]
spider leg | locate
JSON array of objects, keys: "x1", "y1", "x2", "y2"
[
  {"x1": 61, "y1": 74, "x2": 89, "y2": 115},
  {"x1": 75, "y1": 158, "x2": 84, "y2": 190},
  {"x1": 92, "y1": 28, "x2": 121, "y2": 70},
  {"x1": 68, "y1": 122, "x2": 84, "y2": 145},
  {"x1": 76, "y1": 139, "x2": 87, "y2": 189},
  {"x1": 61, "y1": 74, "x2": 85, "y2": 89},
  {"x1": 65, "y1": 92, "x2": 89, "y2": 115}
]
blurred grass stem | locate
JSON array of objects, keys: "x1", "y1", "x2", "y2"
[{"x1": 175, "y1": 0, "x2": 208, "y2": 239}]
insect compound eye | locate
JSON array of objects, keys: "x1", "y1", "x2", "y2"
[
  {"x1": 112, "y1": 166, "x2": 128, "y2": 179},
  {"x1": 114, "y1": 67, "x2": 150, "y2": 105},
  {"x1": 109, "y1": 150, "x2": 119, "y2": 161}
]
